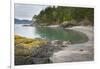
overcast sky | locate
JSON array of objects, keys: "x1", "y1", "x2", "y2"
[{"x1": 14, "y1": 4, "x2": 48, "y2": 20}]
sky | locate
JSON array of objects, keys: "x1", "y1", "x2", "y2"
[{"x1": 14, "y1": 4, "x2": 48, "y2": 20}]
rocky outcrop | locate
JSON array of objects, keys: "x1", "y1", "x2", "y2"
[
  {"x1": 60, "y1": 20, "x2": 77, "y2": 28},
  {"x1": 51, "y1": 40, "x2": 71, "y2": 47},
  {"x1": 15, "y1": 35, "x2": 72, "y2": 65},
  {"x1": 30, "y1": 40, "x2": 72, "y2": 64}
]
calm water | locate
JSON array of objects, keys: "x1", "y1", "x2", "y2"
[{"x1": 15, "y1": 24, "x2": 88, "y2": 43}]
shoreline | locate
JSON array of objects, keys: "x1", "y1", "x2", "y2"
[
  {"x1": 15, "y1": 25, "x2": 94, "y2": 65},
  {"x1": 50, "y1": 26, "x2": 94, "y2": 62}
]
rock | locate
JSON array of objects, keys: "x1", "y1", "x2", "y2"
[
  {"x1": 32, "y1": 45, "x2": 54, "y2": 58},
  {"x1": 51, "y1": 40, "x2": 62, "y2": 46},
  {"x1": 62, "y1": 40, "x2": 71, "y2": 46},
  {"x1": 32, "y1": 57, "x2": 52, "y2": 64},
  {"x1": 15, "y1": 45, "x2": 32, "y2": 56},
  {"x1": 31, "y1": 43, "x2": 65, "y2": 64},
  {"x1": 15, "y1": 56, "x2": 26, "y2": 65},
  {"x1": 60, "y1": 20, "x2": 76, "y2": 28},
  {"x1": 50, "y1": 40, "x2": 71, "y2": 48},
  {"x1": 15, "y1": 35, "x2": 70, "y2": 65},
  {"x1": 15, "y1": 45, "x2": 54, "y2": 65},
  {"x1": 80, "y1": 49, "x2": 84, "y2": 51},
  {"x1": 30, "y1": 45, "x2": 56, "y2": 64}
]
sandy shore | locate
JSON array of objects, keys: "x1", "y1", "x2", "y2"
[
  {"x1": 47, "y1": 25, "x2": 59, "y2": 28},
  {"x1": 50, "y1": 26, "x2": 94, "y2": 62}
]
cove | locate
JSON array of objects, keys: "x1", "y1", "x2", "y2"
[{"x1": 15, "y1": 24, "x2": 88, "y2": 43}]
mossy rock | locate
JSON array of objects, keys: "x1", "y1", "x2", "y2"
[
  {"x1": 15, "y1": 56, "x2": 34, "y2": 65},
  {"x1": 15, "y1": 35, "x2": 48, "y2": 56},
  {"x1": 15, "y1": 45, "x2": 32, "y2": 56}
]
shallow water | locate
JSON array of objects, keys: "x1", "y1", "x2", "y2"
[{"x1": 15, "y1": 24, "x2": 88, "y2": 43}]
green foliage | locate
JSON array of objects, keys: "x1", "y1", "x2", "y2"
[{"x1": 33, "y1": 6, "x2": 94, "y2": 26}]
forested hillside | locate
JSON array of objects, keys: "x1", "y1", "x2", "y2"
[{"x1": 32, "y1": 6, "x2": 94, "y2": 26}]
